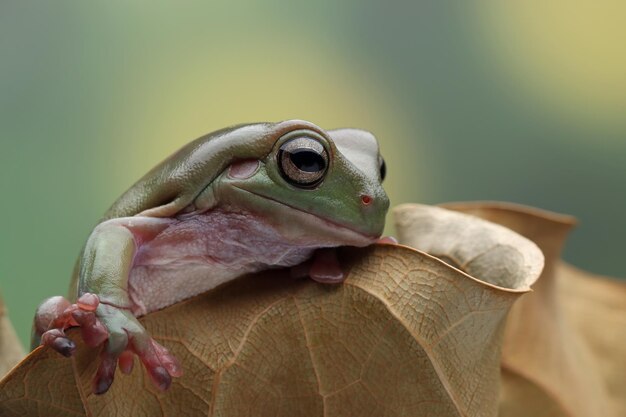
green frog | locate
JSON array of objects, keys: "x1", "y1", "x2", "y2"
[{"x1": 32, "y1": 120, "x2": 389, "y2": 394}]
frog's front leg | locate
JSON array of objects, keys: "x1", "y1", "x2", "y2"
[{"x1": 35, "y1": 217, "x2": 182, "y2": 394}]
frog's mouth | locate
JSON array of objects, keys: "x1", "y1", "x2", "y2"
[{"x1": 229, "y1": 186, "x2": 379, "y2": 247}]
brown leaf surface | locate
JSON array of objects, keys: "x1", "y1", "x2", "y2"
[
  {"x1": 440, "y1": 202, "x2": 626, "y2": 417},
  {"x1": 0, "y1": 204, "x2": 543, "y2": 417},
  {"x1": 0, "y1": 293, "x2": 25, "y2": 378}
]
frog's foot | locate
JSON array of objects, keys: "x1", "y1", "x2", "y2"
[
  {"x1": 91, "y1": 303, "x2": 182, "y2": 395},
  {"x1": 289, "y1": 249, "x2": 343, "y2": 283},
  {"x1": 36, "y1": 294, "x2": 181, "y2": 395},
  {"x1": 306, "y1": 248, "x2": 345, "y2": 284},
  {"x1": 36, "y1": 293, "x2": 108, "y2": 356},
  {"x1": 296, "y1": 238, "x2": 398, "y2": 284}
]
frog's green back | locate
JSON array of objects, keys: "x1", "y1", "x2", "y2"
[{"x1": 102, "y1": 123, "x2": 272, "y2": 220}]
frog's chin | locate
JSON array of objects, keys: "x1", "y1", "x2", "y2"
[{"x1": 227, "y1": 186, "x2": 379, "y2": 248}]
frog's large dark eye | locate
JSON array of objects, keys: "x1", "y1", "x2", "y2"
[
  {"x1": 278, "y1": 137, "x2": 329, "y2": 188},
  {"x1": 379, "y1": 156, "x2": 387, "y2": 181}
]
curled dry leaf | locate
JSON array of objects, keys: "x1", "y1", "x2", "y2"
[
  {"x1": 440, "y1": 202, "x2": 626, "y2": 417},
  {"x1": 0, "y1": 204, "x2": 544, "y2": 417},
  {"x1": 0, "y1": 294, "x2": 25, "y2": 377}
]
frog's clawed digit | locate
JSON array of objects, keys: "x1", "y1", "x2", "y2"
[
  {"x1": 36, "y1": 293, "x2": 106, "y2": 356},
  {"x1": 37, "y1": 292, "x2": 181, "y2": 395}
]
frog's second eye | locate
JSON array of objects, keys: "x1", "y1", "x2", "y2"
[
  {"x1": 278, "y1": 137, "x2": 329, "y2": 188},
  {"x1": 379, "y1": 157, "x2": 387, "y2": 182}
]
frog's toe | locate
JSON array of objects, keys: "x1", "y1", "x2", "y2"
[
  {"x1": 93, "y1": 327, "x2": 129, "y2": 394},
  {"x1": 94, "y1": 350, "x2": 119, "y2": 395},
  {"x1": 151, "y1": 339, "x2": 183, "y2": 378},
  {"x1": 71, "y1": 308, "x2": 109, "y2": 347},
  {"x1": 377, "y1": 236, "x2": 398, "y2": 244},
  {"x1": 34, "y1": 296, "x2": 72, "y2": 337},
  {"x1": 41, "y1": 328, "x2": 76, "y2": 357},
  {"x1": 118, "y1": 350, "x2": 135, "y2": 374},
  {"x1": 76, "y1": 292, "x2": 100, "y2": 311},
  {"x1": 309, "y1": 248, "x2": 345, "y2": 284},
  {"x1": 35, "y1": 292, "x2": 109, "y2": 355},
  {"x1": 130, "y1": 334, "x2": 182, "y2": 391}
]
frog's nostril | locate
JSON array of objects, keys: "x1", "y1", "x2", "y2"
[{"x1": 361, "y1": 194, "x2": 373, "y2": 206}]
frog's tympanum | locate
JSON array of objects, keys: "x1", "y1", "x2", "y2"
[{"x1": 32, "y1": 120, "x2": 389, "y2": 394}]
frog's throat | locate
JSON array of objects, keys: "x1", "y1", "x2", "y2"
[{"x1": 230, "y1": 186, "x2": 377, "y2": 247}]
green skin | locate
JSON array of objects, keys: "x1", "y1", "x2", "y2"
[{"x1": 33, "y1": 119, "x2": 389, "y2": 394}]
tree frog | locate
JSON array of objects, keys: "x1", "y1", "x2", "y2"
[{"x1": 32, "y1": 120, "x2": 389, "y2": 395}]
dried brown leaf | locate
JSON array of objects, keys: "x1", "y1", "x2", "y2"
[
  {"x1": 0, "y1": 204, "x2": 544, "y2": 417},
  {"x1": 0, "y1": 294, "x2": 25, "y2": 378},
  {"x1": 441, "y1": 202, "x2": 626, "y2": 417}
]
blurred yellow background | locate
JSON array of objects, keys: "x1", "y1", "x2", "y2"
[{"x1": 1, "y1": 1, "x2": 625, "y2": 346}]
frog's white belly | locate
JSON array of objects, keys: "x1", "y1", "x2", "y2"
[{"x1": 127, "y1": 208, "x2": 317, "y2": 315}]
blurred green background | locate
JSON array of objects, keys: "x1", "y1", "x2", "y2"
[{"x1": 1, "y1": 1, "x2": 625, "y2": 346}]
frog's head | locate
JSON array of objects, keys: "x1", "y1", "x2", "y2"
[{"x1": 219, "y1": 120, "x2": 389, "y2": 247}]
